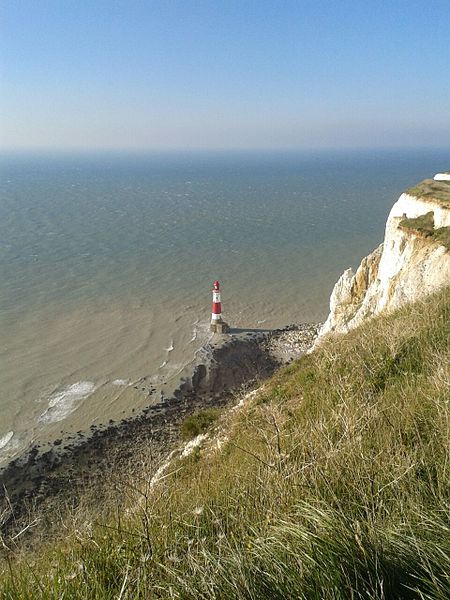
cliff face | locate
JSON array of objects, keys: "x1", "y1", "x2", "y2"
[{"x1": 319, "y1": 182, "x2": 450, "y2": 338}]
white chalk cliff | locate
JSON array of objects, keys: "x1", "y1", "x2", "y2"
[
  {"x1": 434, "y1": 172, "x2": 450, "y2": 181},
  {"x1": 319, "y1": 177, "x2": 450, "y2": 338}
]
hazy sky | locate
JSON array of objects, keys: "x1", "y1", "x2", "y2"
[{"x1": 1, "y1": 0, "x2": 449, "y2": 151}]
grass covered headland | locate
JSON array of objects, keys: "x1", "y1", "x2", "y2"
[
  {"x1": 1, "y1": 287, "x2": 449, "y2": 599},
  {"x1": 399, "y1": 211, "x2": 450, "y2": 251},
  {"x1": 406, "y1": 179, "x2": 450, "y2": 208}
]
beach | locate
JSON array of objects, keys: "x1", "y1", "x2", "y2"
[{"x1": 0, "y1": 323, "x2": 319, "y2": 540}]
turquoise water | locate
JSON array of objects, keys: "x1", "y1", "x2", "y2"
[{"x1": 0, "y1": 149, "x2": 448, "y2": 461}]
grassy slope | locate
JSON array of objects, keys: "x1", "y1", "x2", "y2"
[
  {"x1": 405, "y1": 179, "x2": 450, "y2": 208},
  {"x1": 399, "y1": 212, "x2": 450, "y2": 251},
  {"x1": 1, "y1": 287, "x2": 449, "y2": 599},
  {"x1": 401, "y1": 179, "x2": 450, "y2": 250}
]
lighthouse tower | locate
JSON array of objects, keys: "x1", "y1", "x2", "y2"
[{"x1": 210, "y1": 280, "x2": 229, "y2": 333}]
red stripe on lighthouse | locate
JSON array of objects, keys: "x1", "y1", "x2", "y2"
[
  {"x1": 211, "y1": 281, "x2": 222, "y2": 320},
  {"x1": 210, "y1": 280, "x2": 229, "y2": 333}
]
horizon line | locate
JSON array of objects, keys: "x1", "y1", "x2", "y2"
[{"x1": 1, "y1": 144, "x2": 450, "y2": 155}]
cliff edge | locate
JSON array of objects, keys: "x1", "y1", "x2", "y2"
[{"x1": 319, "y1": 176, "x2": 450, "y2": 338}]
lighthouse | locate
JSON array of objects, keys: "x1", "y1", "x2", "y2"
[{"x1": 210, "y1": 280, "x2": 229, "y2": 333}]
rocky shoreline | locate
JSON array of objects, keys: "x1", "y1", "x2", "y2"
[{"x1": 0, "y1": 323, "x2": 319, "y2": 542}]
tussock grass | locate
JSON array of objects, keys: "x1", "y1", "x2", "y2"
[{"x1": 1, "y1": 287, "x2": 449, "y2": 599}]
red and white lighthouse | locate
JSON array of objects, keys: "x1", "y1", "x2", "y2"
[{"x1": 210, "y1": 280, "x2": 229, "y2": 333}]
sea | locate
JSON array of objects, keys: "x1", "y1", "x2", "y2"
[{"x1": 1, "y1": 148, "x2": 448, "y2": 465}]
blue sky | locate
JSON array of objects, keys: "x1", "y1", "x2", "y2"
[{"x1": 1, "y1": 0, "x2": 449, "y2": 150}]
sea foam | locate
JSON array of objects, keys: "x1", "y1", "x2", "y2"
[
  {"x1": 112, "y1": 379, "x2": 129, "y2": 386},
  {"x1": 0, "y1": 431, "x2": 14, "y2": 450},
  {"x1": 39, "y1": 381, "x2": 96, "y2": 424}
]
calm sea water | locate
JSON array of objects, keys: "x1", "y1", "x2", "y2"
[{"x1": 0, "y1": 148, "x2": 448, "y2": 463}]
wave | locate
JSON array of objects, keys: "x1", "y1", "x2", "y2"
[
  {"x1": 0, "y1": 431, "x2": 14, "y2": 450},
  {"x1": 39, "y1": 381, "x2": 96, "y2": 424},
  {"x1": 190, "y1": 325, "x2": 198, "y2": 342}
]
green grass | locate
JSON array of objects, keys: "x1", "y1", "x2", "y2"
[
  {"x1": 1, "y1": 287, "x2": 449, "y2": 599},
  {"x1": 399, "y1": 211, "x2": 434, "y2": 234},
  {"x1": 399, "y1": 211, "x2": 450, "y2": 251},
  {"x1": 433, "y1": 226, "x2": 450, "y2": 250},
  {"x1": 406, "y1": 179, "x2": 450, "y2": 208},
  {"x1": 180, "y1": 409, "x2": 220, "y2": 440}
]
